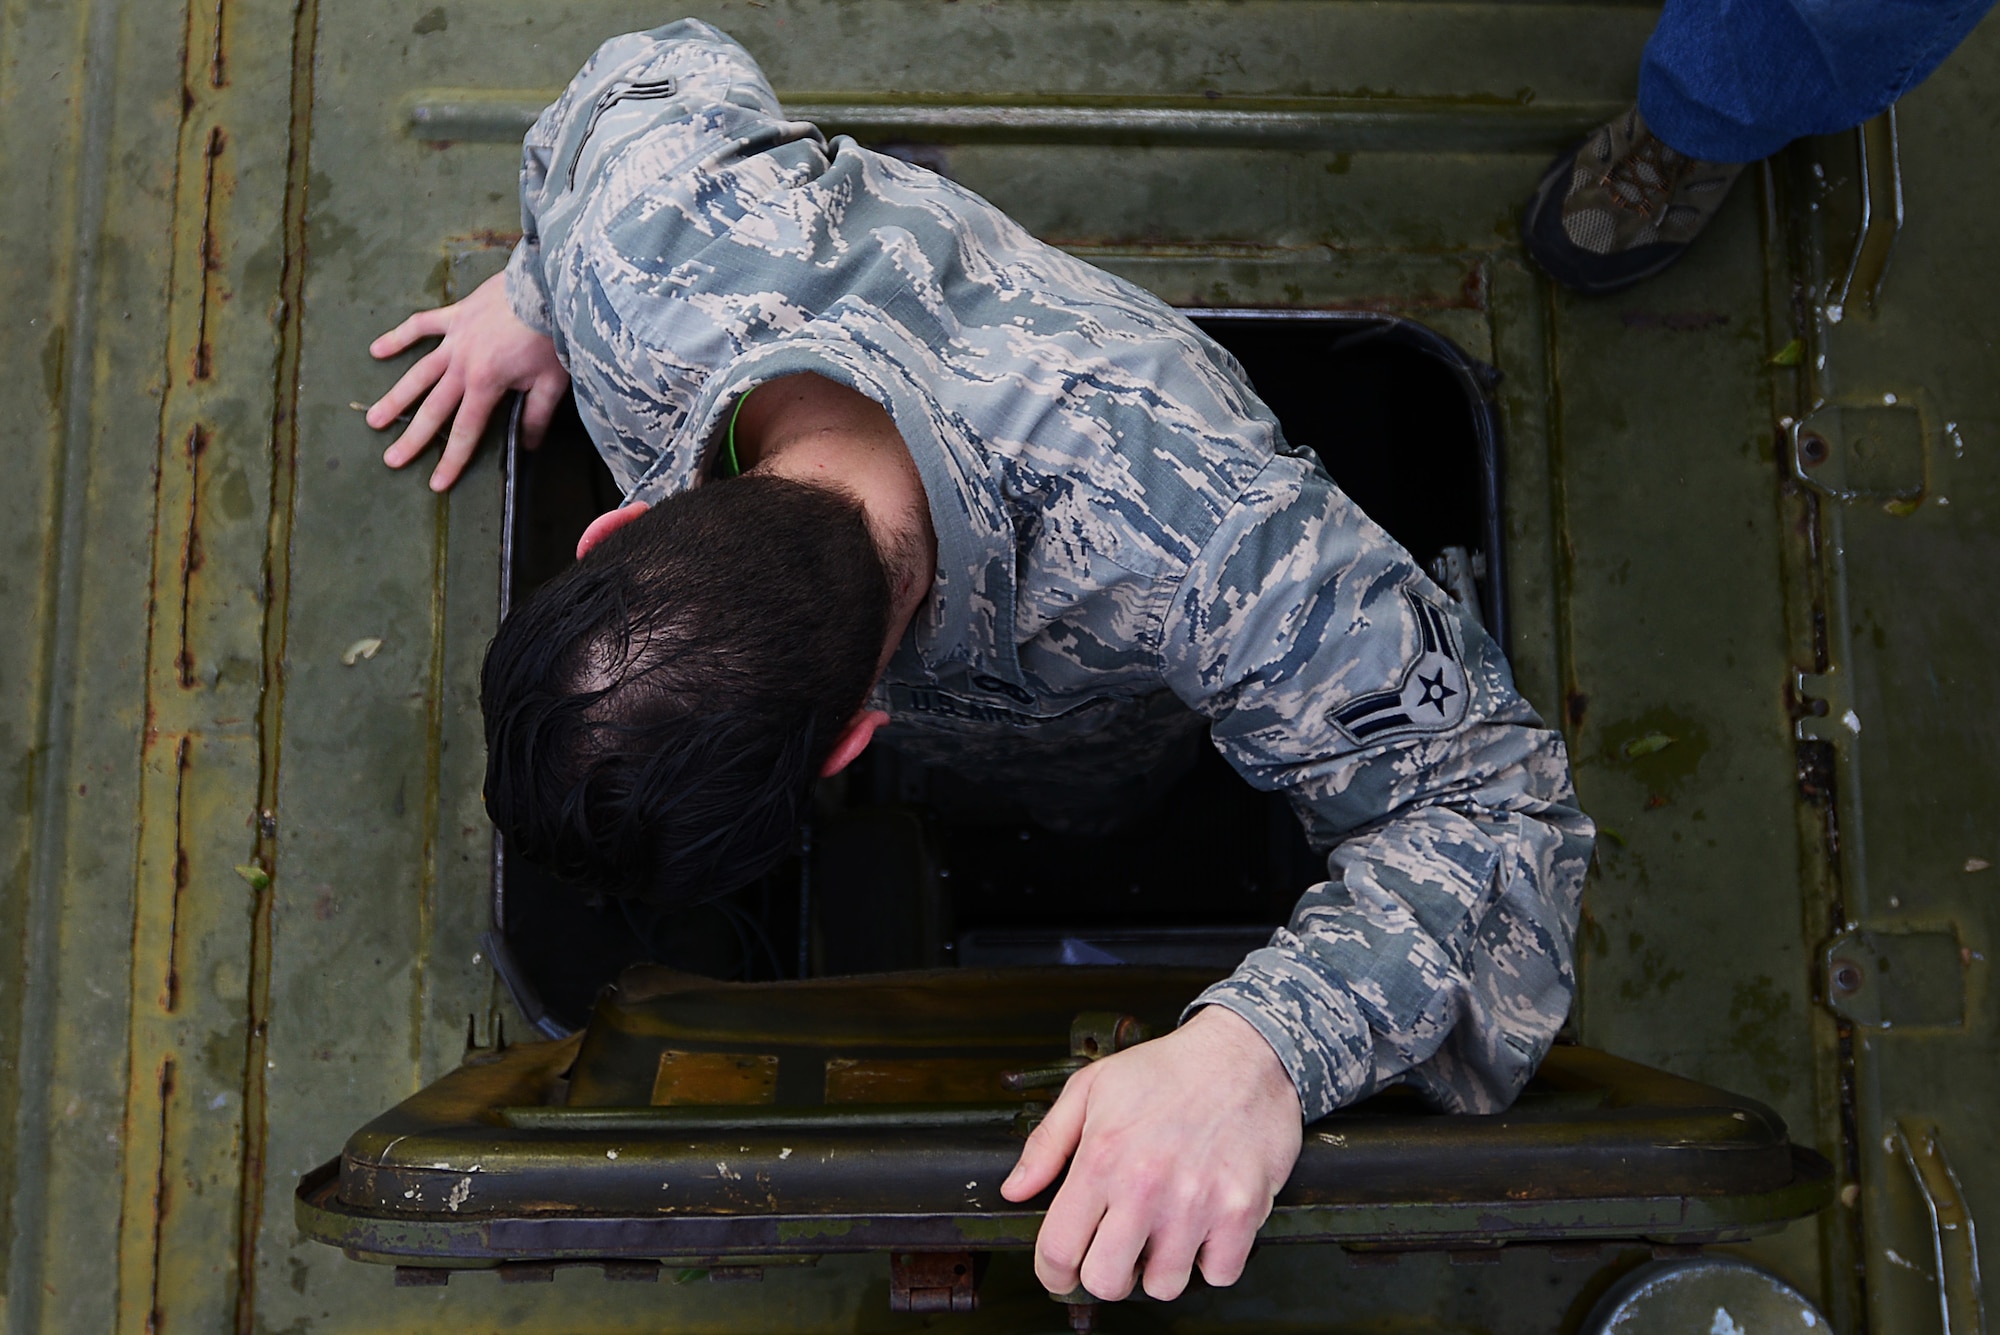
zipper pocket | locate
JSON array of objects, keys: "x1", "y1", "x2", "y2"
[{"x1": 565, "y1": 77, "x2": 678, "y2": 189}]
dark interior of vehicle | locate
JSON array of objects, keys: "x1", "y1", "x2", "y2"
[{"x1": 492, "y1": 314, "x2": 1502, "y2": 1034}]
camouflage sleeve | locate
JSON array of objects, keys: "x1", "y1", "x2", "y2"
[
  {"x1": 502, "y1": 105, "x2": 559, "y2": 336},
  {"x1": 1159, "y1": 453, "x2": 1594, "y2": 1122},
  {"x1": 501, "y1": 19, "x2": 783, "y2": 339}
]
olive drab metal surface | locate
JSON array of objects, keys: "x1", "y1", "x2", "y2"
[{"x1": 4, "y1": 0, "x2": 1996, "y2": 1333}]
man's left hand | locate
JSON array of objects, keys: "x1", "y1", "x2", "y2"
[{"x1": 999, "y1": 1005, "x2": 1303, "y2": 1302}]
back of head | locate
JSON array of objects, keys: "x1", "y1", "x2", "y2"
[{"x1": 481, "y1": 475, "x2": 891, "y2": 904}]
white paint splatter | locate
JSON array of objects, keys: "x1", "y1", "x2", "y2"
[
  {"x1": 445, "y1": 1177, "x2": 472, "y2": 1212},
  {"x1": 778, "y1": 1147, "x2": 792, "y2": 1160},
  {"x1": 340, "y1": 637, "x2": 384, "y2": 667},
  {"x1": 1884, "y1": 1248, "x2": 1934, "y2": 1279},
  {"x1": 1710, "y1": 1307, "x2": 1745, "y2": 1335},
  {"x1": 1841, "y1": 709, "x2": 1861, "y2": 734}
]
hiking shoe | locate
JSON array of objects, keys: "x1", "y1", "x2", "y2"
[{"x1": 1521, "y1": 106, "x2": 1746, "y2": 295}]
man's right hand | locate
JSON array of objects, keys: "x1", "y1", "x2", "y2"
[{"x1": 367, "y1": 271, "x2": 570, "y2": 492}]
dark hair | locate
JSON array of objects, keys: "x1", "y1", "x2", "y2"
[{"x1": 481, "y1": 474, "x2": 891, "y2": 904}]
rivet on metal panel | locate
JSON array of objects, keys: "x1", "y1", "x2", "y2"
[
  {"x1": 1894, "y1": 1120, "x2": 1986, "y2": 1335},
  {"x1": 1822, "y1": 928, "x2": 1967, "y2": 1028},
  {"x1": 888, "y1": 1251, "x2": 979, "y2": 1313}
]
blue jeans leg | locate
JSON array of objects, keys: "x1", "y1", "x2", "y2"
[{"x1": 1638, "y1": 0, "x2": 2000, "y2": 162}]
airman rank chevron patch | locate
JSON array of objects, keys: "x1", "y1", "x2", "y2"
[{"x1": 1327, "y1": 588, "x2": 1472, "y2": 745}]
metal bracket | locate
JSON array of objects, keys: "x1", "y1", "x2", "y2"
[
  {"x1": 1003, "y1": 1011, "x2": 1152, "y2": 1091},
  {"x1": 1794, "y1": 669, "x2": 1860, "y2": 744},
  {"x1": 1790, "y1": 402, "x2": 1925, "y2": 505},
  {"x1": 1823, "y1": 927, "x2": 1966, "y2": 1029},
  {"x1": 1895, "y1": 1120, "x2": 1987, "y2": 1335},
  {"x1": 889, "y1": 1251, "x2": 979, "y2": 1313},
  {"x1": 1828, "y1": 108, "x2": 1904, "y2": 320}
]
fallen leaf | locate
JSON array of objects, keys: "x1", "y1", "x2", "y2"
[
  {"x1": 1769, "y1": 338, "x2": 1806, "y2": 366},
  {"x1": 341, "y1": 637, "x2": 383, "y2": 666},
  {"x1": 1621, "y1": 732, "x2": 1675, "y2": 759},
  {"x1": 234, "y1": 863, "x2": 271, "y2": 892}
]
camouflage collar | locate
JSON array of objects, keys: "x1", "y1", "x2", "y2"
[{"x1": 625, "y1": 338, "x2": 1020, "y2": 683}]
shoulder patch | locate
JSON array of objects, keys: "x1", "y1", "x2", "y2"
[{"x1": 1327, "y1": 589, "x2": 1471, "y2": 745}]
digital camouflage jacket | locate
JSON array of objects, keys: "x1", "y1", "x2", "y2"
[{"x1": 504, "y1": 19, "x2": 1595, "y2": 1121}]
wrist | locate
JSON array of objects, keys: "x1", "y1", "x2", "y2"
[{"x1": 1184, "y1": 1003, "x2": 1302, "y2": 1114}]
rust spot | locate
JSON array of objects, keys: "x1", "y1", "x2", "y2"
[
  {"x1": 1644, "y1": 793, "x2": 1670, "y2": 810},
  {"x1": 1456, "y1": 262, "x2": 1489, "y2": 311},
  {"x1": 457, "y1": 228, "x2": 525, "y2": 250}
]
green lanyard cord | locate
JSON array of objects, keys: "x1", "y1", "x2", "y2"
[{"x1": 720, "y1": 386, "x2": 754, "y2": 479}]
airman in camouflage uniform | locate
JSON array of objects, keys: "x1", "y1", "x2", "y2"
[{"x1": 504, "y1": 19, "x2": 1594, "y2": 1123}]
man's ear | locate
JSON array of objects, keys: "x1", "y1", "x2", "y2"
[
  {"x1": 819, "y1": 709, "x2": 889, "y2": 778},
  {"x1": 576, "y1": 501, "x2": 652, "y2": 560}
]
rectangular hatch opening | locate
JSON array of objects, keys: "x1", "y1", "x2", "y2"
[{"x1": 490, "y1": 311, "x2": 1506, "y2": 1036}]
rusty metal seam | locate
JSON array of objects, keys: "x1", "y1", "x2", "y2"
[
  {"x1": 165, "y1": 735, "x2": 191, "y2": 1012},
  {"x1": 412, "y1": 494, "x2": 451, "y2": 1071},
  {"x1": 192, "y1": 126, "x2": 224, "y2": 382},
  {"x1": 232, "y1": 0, "x2": 322, "y2": 1327},
  {"x1": 145, "y1": 1059, "x2": 176, "y2": 1335},
  {"x1": 176, "y1": 425, "x2": 207, "y2": 688},
  {"x1": 117, "y1": 0, "x2": 225, "y2": 1319}
]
